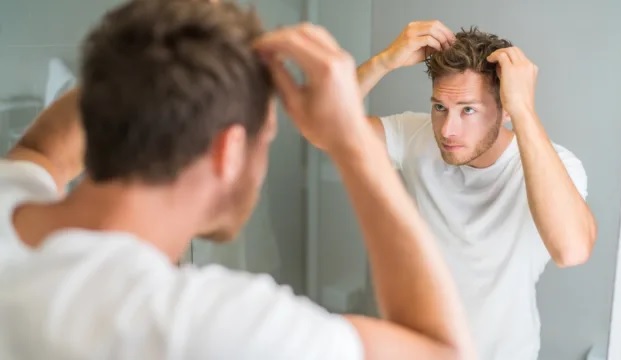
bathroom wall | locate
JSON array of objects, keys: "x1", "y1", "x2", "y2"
[
  {"x1": 0, "y1": 0, "x2": 125, "y2": 99},
  {"x1": 248, "y1": 0, "x2": 308, "y2": 295},
  {"x1": 305, "y1": 0, "x2": 373, "y2": 311},
  {"x1": 0, "y1": 0, "x2": 123, "y2": 154}
]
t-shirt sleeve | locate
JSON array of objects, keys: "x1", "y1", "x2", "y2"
[
  {"x1": 0, "y1": 159, "x2": 58, "y2": 262},
  {"x1": 0, "y1": 160, "x2": 58, "y2": 260},
  {"x1": 177, "y1": 265, "x2": 364, "y2": 360},
  {"x1": 0, "y1": 159, "x2": 58, "y2": 197},
  {"x1": 531, "y1": 146, "x2": 588, "y2": 271},
  {"x1": 556, "y1": 146, "x2": 588, "y2": 199},
  {"x1": 379, "y1": 111, "x2": 430, "y2": 169}
]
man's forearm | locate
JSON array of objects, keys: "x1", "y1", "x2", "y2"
[
  {"x1": 330, "y1": 126, "x2": 472, "y2": 355},
  {"x1": 512, "y1": 109, "x2": 596, "y2": 266},
  {"x1": 7, "y1": 88, "x2": 84, "y2": 192},
  {"x1": 357, "y1": 54, "x2": 391, "y2": 99}
]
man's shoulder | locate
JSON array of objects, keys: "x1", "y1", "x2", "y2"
[
  {"x1": 1, "y1": 232, "x2": 361, "y2": 359},
  {"x1": 550, "y1": 142, "x2": 580, "y2": 157},
  {"x1": 0, "y1": 159, "x2": 58, "y2": 199},
  {"x1": 549, "y1": 142, "x2": 585, "y2": 169},
  {"x1": 381, "y1": 111, "x2": 433, "y2": 141},
  {"x1": 384, "y1": 110, "x2": 431, "y2": 123},
  {"x1": 0, "y1": 160, "x2": 59, "y2": 261}
]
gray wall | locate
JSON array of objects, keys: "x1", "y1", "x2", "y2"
[
  {"x1": 368, "y1": 1, "x2": 621, "y2": 359},
  {"x1": 307, "y1": 0, "x2": 373, "y2": 311},
  {"x1": 0, "y1": 0, "x2": 125, "y2": 99},
  {"x1": 246, "y1": 0, "x2": 307, "y2": 294},
  {"x1": 0, "y1": 0, "x2": 124, "y2": 154}
]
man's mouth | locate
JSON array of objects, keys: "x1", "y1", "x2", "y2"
[{"x1": 442, "y1": 144, "x2": 464, "y2": 152}]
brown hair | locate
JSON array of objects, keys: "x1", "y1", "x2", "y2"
[
  {"x1": 79, "y1": 0, "x2": 273, "y2": 184},
  {"x1": 425, "y1": 26, "x2": 512, "y2": 104}
]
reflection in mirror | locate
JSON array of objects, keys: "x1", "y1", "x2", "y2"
[{"x1": 308, "y1": 1, "x2": 621, "y2": 360}]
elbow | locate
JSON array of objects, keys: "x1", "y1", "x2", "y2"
[
  {"x1": 553, "y1": 248, "x2": 591, "y2": 268},
  {"x1": 442, "y1": 345, "x2": 476, "y2": 360},
  {"x1": 552, "y1": 233, "x2": 596, "y2": 268},
  {"x1": 552, "y1": 214, "x2": 597, "y2": 268}
]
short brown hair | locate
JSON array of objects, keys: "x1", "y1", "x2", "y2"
[
  {"x1": 425, "y1": 27, "x2": 512, "y2": 104},
  {"x1": 80, "y1": 0, "x2": 273, "y2": 184}
]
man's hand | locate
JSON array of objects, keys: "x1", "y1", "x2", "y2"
[
  {"x1": 255, "y1": 24, "x2": 369, "y2": 156},
  {"x1": 487, "y1": 47, "x2": 538, "y2": 117},
  {"x1": 377, "y1": 21, "x2": 455, "y2": 71}
]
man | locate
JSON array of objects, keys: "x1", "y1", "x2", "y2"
[
  {"x1": 0, "y1": 2, "x2": 475, "y2": 359},
  {"x1": 357, "y1": 21, "x2": 597, "y2": 359}
]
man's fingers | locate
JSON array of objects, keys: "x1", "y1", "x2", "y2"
[
  {"x1": 407, "y1": 20, "x2": 455, "y2": 47},
  {"x1": 255, "y1": 26, "x2": 338, "y2": 86},
  {"x1": 487, "y1": 50, "x2": 512, "y2": 78},
  {"x1": 508, "y1": 47, "x2": 531, "y2": 65},
  {"x1": 299, "y1": 23, "x2": 341, "y2": 54},
  {"x1": 427, "y1": 26, "x2": 451, "y2": 50},
  {"x1": 434, "y1": 21, "x2": 456, "y2": 46},
  {"x1": 266, "y1": 57, "x2": 300, "y2": 112},
  {"x1": 487, "y1": 49, "x2": 513, "y2": 66},
  {"x1": 421, "y1": 35, "x2": 443, "y2": 53},
  {"x1": 504, "y1": 47, "x2": 522, "y2": 64}
]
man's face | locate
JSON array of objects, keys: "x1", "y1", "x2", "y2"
[
  {"x1": 431, "y1": 70, "x2": 503, "y2": 166},
  {"x1": 197, "y1": 100, "x2": 278, "y2": 241}
]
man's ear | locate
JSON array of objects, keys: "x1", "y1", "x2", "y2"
[{"x1": 209, "y1": 124, "x2": 248, "y2": 184}]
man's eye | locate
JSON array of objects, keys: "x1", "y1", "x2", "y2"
[
  {"x1": 433, "y1": 104, "x2": 446, "y2": 111},
  {"x1": 464, "y1": 107, "x2": 476, "y2": 115}
]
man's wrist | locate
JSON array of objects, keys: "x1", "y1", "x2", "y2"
[
  {"x1": 327, "y1": 122, "x2": 380, "y2": 165},
  {"x1": 508, "y1": 103, "x2": 537, "y2": 123},
  {"x1": 373, "y1": 52, "x2": 394, "y2": 73}
]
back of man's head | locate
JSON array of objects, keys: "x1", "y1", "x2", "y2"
[
  {"x1": 80, "y1": 0, "x2": 273, "y2": 184},
  {"x1": 425, "y1": 27, "x2": 512, "y2": 105}
]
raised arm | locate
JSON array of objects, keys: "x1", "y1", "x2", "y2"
[
  {"x1": 256, "y1": 24, "x2": 474, "y2": 360},
  {"x1": 488, "y1": 47, "x2": 597, "y2": 268},
  {"x1": 358, "y1": 21, "x2": 455, "y2": 143},
  {"x1": 357, "y1": 20, "x2": 455, "y2": 99},
  {"x1": 6, "y1": 88, "x2": 84, "y2": 193}
]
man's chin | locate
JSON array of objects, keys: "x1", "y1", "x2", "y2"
[{"x1": 440, "y1": 152, "x2": 469, "y2": 166}]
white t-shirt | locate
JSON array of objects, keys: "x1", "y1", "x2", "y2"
[
  {"x1": 380, "y1": 112, "x2": 588, "y2": 360},
  {"x1": 0, "y1": 160, "x2": 363, "y2": 360},
  {"x1": 0, "y1": 160, "x2": 58, "y2": 262}
]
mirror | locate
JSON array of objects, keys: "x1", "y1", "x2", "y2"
[
  {"x1": 306, "y1": 0, "x2": 621, "y2": 360},
  {"x1": 1, "y1": 1, "x2": 619, "y2": 359}
]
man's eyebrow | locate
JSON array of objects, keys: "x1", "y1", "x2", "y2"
[{"x1": 430, "y1": 97, "x2": 482, "y2": 105}]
